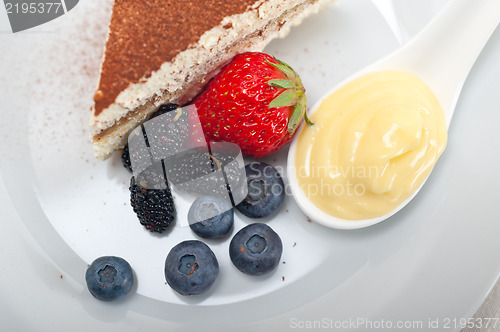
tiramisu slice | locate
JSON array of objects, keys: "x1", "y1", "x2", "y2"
[{"x1": 91, "y1": 0, "x2": 332, "y2": 159}]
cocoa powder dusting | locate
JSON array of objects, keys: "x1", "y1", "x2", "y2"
[{"x1": 94, "y1": 0, "x2": 261, "y2": 115}]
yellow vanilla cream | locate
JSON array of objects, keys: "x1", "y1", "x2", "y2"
[{"x1": 294, "y1": 70, "x2": 448, "y2": 220}]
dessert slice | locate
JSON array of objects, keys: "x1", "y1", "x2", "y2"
[{"x1": 90, "y1": 0, "x2": 332, "y2": 159}]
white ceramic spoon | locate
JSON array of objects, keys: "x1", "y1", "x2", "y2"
[{"x1": 287, "y1": 0, "x2": 500, "y2": 229}]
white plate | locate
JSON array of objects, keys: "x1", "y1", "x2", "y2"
[{"x1": 1, "y1": 0, "x2": 499, "y2": 330}]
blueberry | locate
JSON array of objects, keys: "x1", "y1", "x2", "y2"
[
  {"x1": 85, "y1": 256, "x2": 134, "y2": 301},
  {"x1": 235, "y1": 162, "x2": 285, "y2": 218},
  {"x1": 229, "y1": 223, "x2": 283, "y2": 276},
  {"x1": 164, "y1": 240, "x2": 219, "y2": 296},
  {"x1": 188, "y1": 195, "x2": 234, "y2": 238}
]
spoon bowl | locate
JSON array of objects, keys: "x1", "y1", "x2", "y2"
[{"x1": 287, "y1": 0, "x2": 500, "y2": 229}]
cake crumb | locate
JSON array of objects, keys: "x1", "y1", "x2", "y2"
[
  {"x1": 307, "y1": 217, "x2": 311, "y2": 223},
  {"x1": 60, "y1": 274, "x2": 63, "y2": 279},
  {"x1": 282, "y1": 276, "x2": 285, "y2": 281},
  {"x1": 293, "y1": 242, "x2": 297, "y2": 247}
]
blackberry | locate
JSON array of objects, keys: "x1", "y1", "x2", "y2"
[
  {"x1": 164, "y1": 147, "x2": 217, "y2": 194},
  {"x1": 129, "y1": 175, "x2": 176, "y2": 233},
  {"x1": 121, "y1": 103, "x2": 184, "y2": 172},
  {"x1": 151, "y1": 103, "x2": 179, "y2": 118},
  {"x1": 143, "y1": 103, "x2": 190, "y2": 161},
  {"x1": 121, "y1": 145, "x2": 133, "y2": 173},
  {"x1": 209, "y1": 142, "x2": 248, "y2": 205},
  {"x1": 164, "y1": 144, "x2": 246, "y2": 202}
]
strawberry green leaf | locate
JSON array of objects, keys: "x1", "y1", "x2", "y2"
[
  {"x1": 266, "y1": 60, "x2": 296, "y2": 79},
  {"x1": 299, "y1": 94, "x2": 313, "y2": 126},
  {"x1": 267, "y1": 79, "x2": 294, "y2": 89},
  {"x1": 287, "y1": 101, "x2": 305, "y2": 135},
  {"x1": 304, "y1": 111, "x2": 314, "y2": 126},
  {"x1": 275, "y1": 58, "x2": 297, "y2": 75},
  {"x1": 268, "y1": 89, "x2": 298, "y2": 108}
]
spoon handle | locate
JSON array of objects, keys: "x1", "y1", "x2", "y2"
[{"x1": 378, "y1": 0, "x2": 500, "y2": 125}]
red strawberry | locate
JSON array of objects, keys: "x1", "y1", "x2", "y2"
[{"x1": 193, "y1": 52, "x2": 312, "y2": 158}]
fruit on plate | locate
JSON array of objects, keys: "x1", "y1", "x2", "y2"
[
  {"x1": 188, "y1": 195, "x2": 234, "y2": 239},
  {"x1": 164, "y1": 240, "x2": 219, "y2": 296},
  {"x1": 85, "y1": 256, "x2": 134, "y2": 301},
  {"x1": 129, "y1": 165, "x2": 176, "y2": 233},
  {"x1": 235, "y1": 162, "x2": 285, "y2": 218},
  {"x1": 194, "y1": 52, "x2": 311, "y2": 158},
  {"x1": 229, "y1": 223, "x2": 283, "y2": 276},
  {"x1": 163, "y1": 146, "x2": 227, "y2": 196}
]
